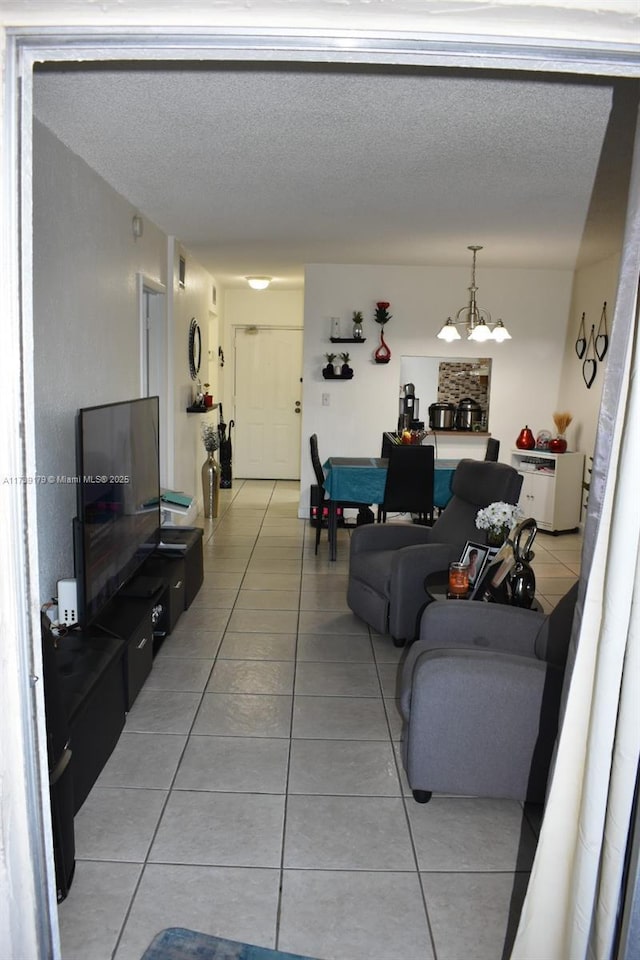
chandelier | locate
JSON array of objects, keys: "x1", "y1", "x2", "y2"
[{"x1": 437, "y1": 245, "x2": 512, "y2": 343}]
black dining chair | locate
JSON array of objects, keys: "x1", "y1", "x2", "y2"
[
  {"x1": 484, "y1": 438, "x2": 500, "y2": 461},
  {"x1": 377, "y1": 444, "x2": 435, "y2": 524},
  {"x1": 309, "y1": 434, "x2": 364, "y2": 554}
]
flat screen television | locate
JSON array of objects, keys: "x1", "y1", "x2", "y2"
[{"x1": 74, "y1": 396, "x2": 161, "y2": 626}]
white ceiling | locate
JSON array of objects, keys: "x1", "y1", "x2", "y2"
[{"x1": 33, "y1": 64, "x2": 636, "y2": 288}]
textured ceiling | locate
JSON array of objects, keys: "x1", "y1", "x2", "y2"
[{"x1": 33, "y1": 64, "x2": 634, "y2": 288}]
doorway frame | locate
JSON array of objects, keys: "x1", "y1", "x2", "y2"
[
  {"x1": 137, "y1": 272, "x2": 170, "y2": 484},
  {"x1": 2, "y1": 22, "x2": 639, "y2": 960}
]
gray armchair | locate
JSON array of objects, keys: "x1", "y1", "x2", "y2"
[
  {"x1": 346, "y1": 458, "x2": 523, "y2": 645},
  {"x1": 399, "y1": 583, "x2": 578, "y2": 804}
]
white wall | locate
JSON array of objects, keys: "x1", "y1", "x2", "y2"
[
  {"x1": 557, "y1": 252, "x2": 621, "y2": 463},
  {"x1": 300, "y1": 261, "x2": 574, "y2": 512},
  {"x1": 169, "y1": 239, "x2": 219, "y2": 503},
  {"x1": 32, "y1": 122, "x2": 216, "y2": 601}
]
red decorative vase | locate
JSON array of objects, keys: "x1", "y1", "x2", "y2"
[
  {"x1": 548, "y1": 435, "x2": 568, "y2": 453},
  {"x1": 516, "y1": 425, "x2": 536, "y2": 450},
  {"x1": 374, "y1": 330, "x2": 391, "y2": 364}
]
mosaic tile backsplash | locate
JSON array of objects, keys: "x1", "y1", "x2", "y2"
[{"x1": 437, "y1": 360, "x2": 491, "y2": 414}]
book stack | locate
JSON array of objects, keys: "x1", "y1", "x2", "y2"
[{"x1": 160, "y1": 489, "x2": 197, "y2": 525}]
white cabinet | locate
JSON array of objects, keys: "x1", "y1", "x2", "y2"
[{"x1": 511, "y1": 450, "x2": 584, "y2": 533}]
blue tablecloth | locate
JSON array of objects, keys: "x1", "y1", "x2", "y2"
[{"x1": 323, "y1": 457, "x2": 456, "y2": 508}]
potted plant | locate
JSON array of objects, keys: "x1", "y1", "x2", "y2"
[
  {"x1": 352, "y1": 311, "x2": 364, "y2": 339},
  {"x1": 324, "y1": 352, "x2": 337, "y2": 377},
  {"x1": 340, "y1": 352, "x2": 351, "y2": 375}
]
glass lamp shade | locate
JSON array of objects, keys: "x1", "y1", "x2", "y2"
[
  {"x1": 468, "y1": 322, "x2": 493, "y2": 342},
  {"x1": 246, "y1": 276, "x2": 271, "y2": 290},
  {"x1": 437, "y1": 320, "x2": 461, "y2": 342},
  {"x1": 492, "y1": 320, "x2": 512, "y2": 342}
]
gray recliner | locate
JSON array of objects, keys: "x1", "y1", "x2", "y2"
[
  {"x1": 346, "y1": 458, "x2": 523, "y2": 645},
  {"x1": 399, "y1": 583, "x2": 578, "y2": 803}
]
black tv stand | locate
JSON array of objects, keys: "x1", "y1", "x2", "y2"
[
  {"x1": 120, "y1": 574, "x2": 166, "y2": 599},
  {"x1": 97, "y1": 590, "x2": 163, "y2": 710},
  {"x1": 42, "y1": 525, "x2": 205, "y2": 898}
]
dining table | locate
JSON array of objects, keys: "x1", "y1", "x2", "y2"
[{"x1": 322, "y1": 455, "x2": 458, "y2": 561}]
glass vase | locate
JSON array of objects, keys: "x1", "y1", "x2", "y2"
[
  {"x1": 487, "y1": 526, "x2": 509, "y2": 547},
  {"x1": 374, "y1": 329, "x2": 391, "y2": 363},
  {"x1": 549, "y1": 434, "x2": 567, "y2": 453}
]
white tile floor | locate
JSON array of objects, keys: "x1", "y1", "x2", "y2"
[{"x1": 58, "y1": 480, "x2": 581, "y2": 960}]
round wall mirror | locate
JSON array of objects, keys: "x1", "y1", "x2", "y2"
[{"x1": 188, "y1": 317, "x2": 201, "y2": 380}]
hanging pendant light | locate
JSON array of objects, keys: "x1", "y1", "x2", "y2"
[
  {"x1": 436, "y1": 317, "x2": 462, "y2": 342},
  {"x1": 436, "y1": 245, "x2": 512, "y2": 342}
]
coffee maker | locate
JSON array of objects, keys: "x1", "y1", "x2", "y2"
[{"x1": 398, "y1": 383, "x2": 420, "y2": 434}]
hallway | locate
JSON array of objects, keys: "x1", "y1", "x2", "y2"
[{"x1": 58, "y1": 480, "x2": 581, "y2": 960}]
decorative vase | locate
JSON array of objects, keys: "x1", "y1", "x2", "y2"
[
  {"x1": 510, "y1": 561, "x2": 536, "y2": 608},
  {"x1": 374, "y1": 330, "x2": 391, "y2": 363},
  {"x1": 487, "y1": 526, "x2": 509, "y2": 547},
  {"x1": 548, "y1": 435, "x2": 567, "y2": 453},
  {"x1": 515, "y1": 425, "x2": 536, "y2": 450},
  {"x1": 201, "y1": 452, "x2": 220, "y2": 518},
  {"x1": 341, "y1": 364, "x2": 351, "y2": 377},
  {"x1": 353, "y1": 318, "x2": 363, "y2": 339}
]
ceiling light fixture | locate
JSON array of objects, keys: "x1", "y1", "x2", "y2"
[
  {"x1": 437, "y1": 245, "x2": 512, "y2": 343},
  {"x1": 246, "y1": 276, "x2": 272, "y2": 290}
]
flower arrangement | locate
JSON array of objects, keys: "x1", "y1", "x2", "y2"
[
  {"x1": 553, "y1": 411, "x2": 573, "y2": 435},
  {"x1": 374, "y1": 301, "x2": 392, "y2": 325},
  {"x1": 373, "y1": 301, "x2": 392, "y2": 363},
  {"x1": 201, "y1": 423, "x2": 220, "y2": 453},
  {"x1": 476, "y1": 501, "x2": 523, "y2": 544}
]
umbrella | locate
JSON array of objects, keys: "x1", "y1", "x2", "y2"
[
  {"x1": 220, "y1": 418, "x2": 234, "y2": 488},
  {"x1": 218, "y1": 403, "x2": 227, "y2": 444}
]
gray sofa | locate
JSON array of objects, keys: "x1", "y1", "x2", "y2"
[
  {"x1": 399, "y1": 583, "x2": 578, "y2": 803},
  {"x1": 346, "y1": 458, "x2": 523, "y2": 645}
]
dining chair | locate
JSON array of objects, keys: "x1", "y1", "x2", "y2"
[
  {"x1": 484, "y1": 438, "x2": 500, "y2": 461},
  {"x1": 309, "y1": 434, "x2": 363, "y2": 555},
  {"x1": 377, "y1": 444, "x2": 435, "y2": 524}
]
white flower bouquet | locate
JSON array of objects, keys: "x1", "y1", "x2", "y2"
[
  {"x1": 475, "y1": 501, "x2": 523, "y2": 544},
  {"x1": 201, "y1": 423, "x2": 220, "y2": 453}
]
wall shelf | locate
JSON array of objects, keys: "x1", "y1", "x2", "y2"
[
  {"x1": 186, "y1": 403, "x2": 219, "y2": 413},
  {"x1": 330, "y1": 337, "x2": 366, "y2": 344},
  {"x1": 323, "y1": 369, "x2": 354, "y2": 380}
]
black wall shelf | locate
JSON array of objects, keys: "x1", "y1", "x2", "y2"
[
  {"x1": 330, "y1": 337, "x2": 366, "y2": 344},
  {"x1": 186, "y1": 403, "x2": 219, "y2": 413},
  {"x1": 323, "y1": 369, "x2": 354, "y2": 380}
]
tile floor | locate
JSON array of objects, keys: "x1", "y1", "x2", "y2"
[{"x1": 58, "y1": 481, "x2": 582, "y2": 960}]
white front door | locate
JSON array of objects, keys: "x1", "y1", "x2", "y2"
[{"x1": 233, "y1": 326, "x2": 303, "y2": 479}]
